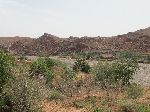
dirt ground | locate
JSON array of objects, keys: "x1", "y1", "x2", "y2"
[{"x1": 41, "y1": 87, "x2": 150, "y2": 112}]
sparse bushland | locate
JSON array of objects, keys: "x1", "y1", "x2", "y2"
[
  {"x1": 147, "y1": 54, "x2": 150, "y2": 63},
  {"x1": 52, "y1": 66, "x2": 77, "y2": 97},
  {"x1": 0, "y1": 51, "x2": 15, "y2": 111},
  {"x1": 0, "y1": 51, "x2": 15, "y2": 92},
  {"x1": 0, "y1": 52, "x2": 46, "y2": 112},
  {"x1": 70, "y1": 52, "x2": 102, "y2": 60},
  {"x1": 29, "y1": 58, "x2": 54, "y2": 84},
  {"x1": 29, "y1": 57, "x2": 68, "y2": 80},
  {"x1": 0, "y1": 51, "x2": 149, "y2": 112},
  {"x1": 92, "y1": 60, "x2": 138, "y2": 88},
  {"x1": 127, "y1": 83, "x2": 144, "y2": 99},
  {"x1": 119, "y1": 103, "x2": 150, "y2": 112},
  {"x1": 113, "y1": 51, "x2": 150, "y2": 64},
  {"x1": 67, "y1": 52, "x2": 109, "y2": 60},
  {"x1": 28, "y1": 55, "x2": 149, "y2": 112},
  {"x1": 92, "y1": 59, "x2": 139, "y2": 109},
  {"x1": 29, "y1": 57, "x2": 77, "y2": 97},
  {"x1": 113, "y1": 51, "x2": 141, "y2": 62},
  {"x1": 3, "y1": 73, "x2": 44, "y2": 112},
  {"x1": 92, "y1": 108, "x2": 103, "y2": 112},
  {"x1": 48, "y1": 90, "x2": 64, "y2": 101}
]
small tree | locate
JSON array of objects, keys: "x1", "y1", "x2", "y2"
[{"x1": 73, "y1": 58, "x2": 91, "y2": 73}]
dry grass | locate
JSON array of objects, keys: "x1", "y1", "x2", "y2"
[{"x1": 40, "y1": 72, "x2": 150, "y2": 112}]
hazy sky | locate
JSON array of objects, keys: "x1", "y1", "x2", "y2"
[{"x1": 0, "y1": 0, "x2": 150, "y2": 38}]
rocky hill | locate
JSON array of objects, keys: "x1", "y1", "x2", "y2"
[
  {"x1": 0, "y1": 37, "x2": 33, "y2": 53},
  {"x1": 1, "y1": 27, "x2": 150, "y2": 56}
]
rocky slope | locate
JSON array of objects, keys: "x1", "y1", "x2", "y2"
[
  {"x1": 0, "y1": 37, "x2": 33, "y2": 53},
  {"x1": 1, "y1": 27, "x2": 150, "y2": 55}
]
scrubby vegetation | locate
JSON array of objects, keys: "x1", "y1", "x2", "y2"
[
  {"x1": 73, "y1": 58, "x2": 91, "y2": 73},
  {"x1": 127, "y1": 83, "x2": 144, "y2": 99},
  {"x1": 147, "y1": 54, "x2": 150, "y2": 63},
  {"x1": 0, "y1": 51, "x2": 15, "y2": 92},
  {"x1": 0, "y1": 51, "x2": 149, "y2": 112}
]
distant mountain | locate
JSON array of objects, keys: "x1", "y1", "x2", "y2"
[
  {"x1": 0, "y1": 37, "x2": 32, "y2": 46},
  {"x1": 0, "y1": 37, "x2": 33, "y2": 53},
  {"x1": 1, "y1": 27, "x2": 150, "y2": 55}
]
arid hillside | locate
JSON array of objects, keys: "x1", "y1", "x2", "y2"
[
  {"x1": 1, "y1": 27, "x2": 150, "y2": 55},
  {"x1": 0, "y1": 36, "x2": 33, "y2": 53}
]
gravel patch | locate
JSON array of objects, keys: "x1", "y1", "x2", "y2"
[{"x1": 132, "y1": 64, "x2": 150, "y2": 87}]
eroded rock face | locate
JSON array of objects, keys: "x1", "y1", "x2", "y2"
[{"x1": 1, "y1": 27, "x2": 150, "y2": 55}]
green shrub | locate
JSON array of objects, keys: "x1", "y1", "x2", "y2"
[
  {"x1": 29, "y1": 58, "x2": 54, "y2": 83},
  {"x1": 45, "y1": 58, "x2": 67, "y2": 69},
  {"x1": 100, "y1": 99, "x2": 109, "y2": 106},
  {"x1": 92, "y1": 107, "x2": 112, "y2": 112},
  {"x1": 48, "y1": 90, "x2": 64, "y2": 101},
  {"x1": 92, "y1": 60, "x2": 138, "y2": 89},
  {"x1": 29, "y1": 57, "x2": 69, "y2": 83},
  {"x1": 73, "y1": 100, "x2": 86, "y2": 108},
  {"x1": 0, "y1": 51, "x2": 15, "y2": 111},
  {"x1": 119, "y1": 105, "x2": 136, "y2": 112},
  {"x1": 120, "y1": 104, "x2": 150, "y2": 112},
  {"x1": 127, "y1": 83, "x2": 143, "y2": 99},
  {"x1": 73, "y1": 58, "x2": 91, "y2": 73},
  {"x1": 137, "y1": 104, "x2": 150, "y2": 112},
  {"x1": 92, "y1": 107, "x2": 103, "y2": 112},
  {"x1": 85, "y1": 96, "x2": 97, "y2": 104},
  {"x1": 114, "y1": 51, "x2": 141, "y2": 62},
  {"x1": 45, "y1": 70, "x2": 54, "y2": 83},
  {"x1": 3, "y1": 74, "x2": 43, "y2": 112},
  {"x1": 17, "y1": 55, "x2": 28, "y2": 61},
  {"x1": 61, "y1": 69, "x2": 76, "y2": 82},
  {"x1": 0, "y1": 51, "x2": 15, "y2": 92},
  {"x1": 147, "y1": 55, "x2": 150, "y2": 63},
  {"x1": 0, "y1": 94, "x2": 12, "y2": 112}
]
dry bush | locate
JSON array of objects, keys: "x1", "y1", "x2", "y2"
[
  {"x1": 127, "y1": 83, "x2": 144, "y2": 99},
  {"x1": 2, "y1": 62, "x2": 49, "y2": 112},
  {"x1": 3, "y1": 73, "x2": 47, "y2": 112}
]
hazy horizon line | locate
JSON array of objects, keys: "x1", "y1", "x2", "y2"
[{"x1": 0, "y1": 26, "x2": 149, "y2": 38}]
